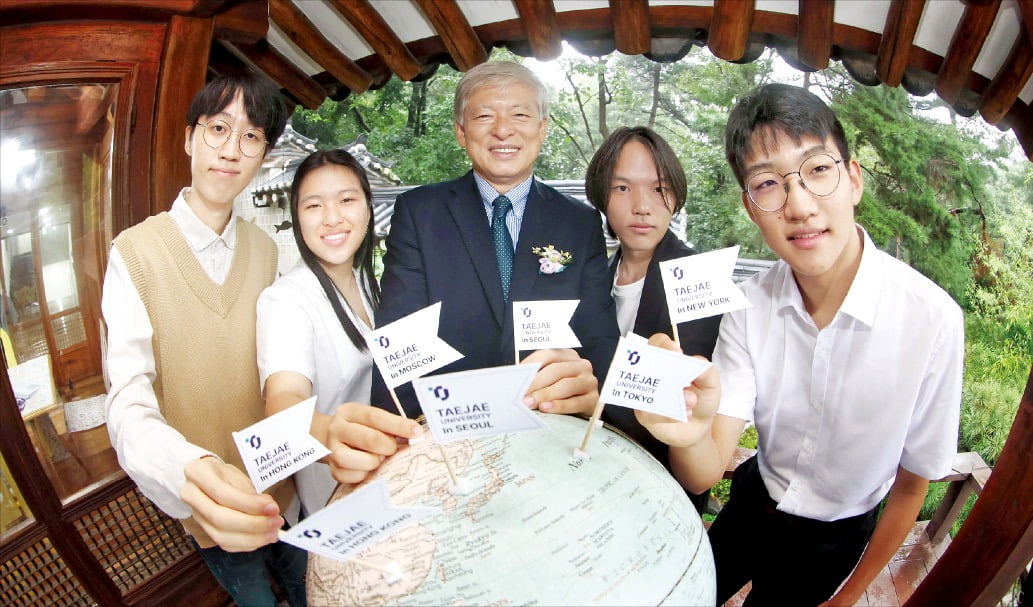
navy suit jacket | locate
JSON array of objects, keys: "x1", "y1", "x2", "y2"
[
  {"x1": 374, "y1": 171, "x2": 619, "y2": 416},
  {"x1": 602, "y1": 229, "x2": 722, "y2": 469}
]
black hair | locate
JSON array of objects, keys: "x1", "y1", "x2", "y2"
[
  {"x1": 289, "y1": 149, "x2": 381, "y2": 351},
  {"x1": 186, "y1": 74, "x2": 288, "y2": 155},
  {"x1": 724, "y1": 83, "x2": 851, "y2": 188},
  {"x1": 584, "y1": 126, "x2": 687, "y2": 237}
]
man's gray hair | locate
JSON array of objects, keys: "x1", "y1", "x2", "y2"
[{"x1": 453, "y1": 61, "x2": 549, "y2": 125}]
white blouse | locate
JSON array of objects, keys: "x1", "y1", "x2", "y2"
[{"x1": 256, "y1": 264, "x2": 374, "y2": 513}]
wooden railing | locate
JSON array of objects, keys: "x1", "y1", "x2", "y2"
[{"x1": 722, "y1": 448, "x2": 992, "y2": 544}]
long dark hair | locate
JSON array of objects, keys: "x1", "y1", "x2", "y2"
[{"x1": 289, "y1": 149, "x2": 381, "y2": 351}]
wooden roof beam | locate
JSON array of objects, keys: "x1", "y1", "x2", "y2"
[
  {"x1": 935, "y1": 0, "x2": 1002, "y2": 105},
  {"x1": 708, "y1": 0, "x2": 754, "y2": 62},
  {"x1": 513, "y1": 0, "x2": 563, "y2": 61},
  {"x1": 269, "y1": 0, "x2": 373, "y2": 93},
  {"x1": 979, "y1": 27, "x2": 1033, "y2": 124},
  {"x1": 611, "y1": 0, "x2": 651, "y2": 56},
  {"x1": 228, "y1": 39, "x2": 326, "y2": 109},
  {"x1": 213, "y1": 0, "x2": 266, "y2": 44},
  {"x1": 412, "y1": 0, "x2": 488, "y2": 71},
  {"x1": 797, "y1": 0, "x2": 834, "y2": 70},
  {"x1": 324, "y1": 0, "x2": 422, "y2": 81},
  {"x1": 876, "y1": 0, "x2": 926, "y2": 87},
  {"x1": 1021, "y1": 0, "x2": 1033, "y2": 40}
]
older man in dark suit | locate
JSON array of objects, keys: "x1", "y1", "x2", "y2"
[{"x1": 375, "y1": 61, "x2": 618, "y2": 417}]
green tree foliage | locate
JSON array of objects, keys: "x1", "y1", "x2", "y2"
[
  {"x1": 291, "y1": 68, "x2": 468, "y2": 184},
  {"x1": 818, "y1": 70, "x2": 1010, "y2": 304}
]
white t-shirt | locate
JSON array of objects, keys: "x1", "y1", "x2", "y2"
[
  {"x1": 256, "y1": 264, "x2": 374, "y2": 513},
  {"x1": 713, "y1": 227, "x2": 963, "y2": 521},
  {"x1": 612, "y1": 261, "x2": 645, "y2": 337}
]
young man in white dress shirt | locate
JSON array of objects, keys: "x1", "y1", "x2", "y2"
[
  {"x1": 636, "y1": 84, "x2": 963, "y2": 606},
  {"x1": 102, "y1": 75, "x2": 307, "y2": 606}
]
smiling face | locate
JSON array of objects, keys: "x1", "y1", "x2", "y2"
[
  {"x1": 606, "y1": 140, "x2": 675, "y2": 261},
  {"x1": 184, "y1": 91, "x2": 265, "y2": 213},
  {"x1": 454, "y1": 82, "x2": 547, "y2": 193},
  {"x1": 296, "y1": 163, "x2": 371, "y2": 279},
  {"x1": 741, "y1": 133, "x2": 864, "y2": 288}
]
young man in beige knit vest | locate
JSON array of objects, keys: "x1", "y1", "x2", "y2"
[{"x1": 102, "y1": 75, "x2": 306, "y2": 606}]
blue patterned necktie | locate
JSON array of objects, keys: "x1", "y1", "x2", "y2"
[{"x1": 491, "y1": 195, "x2": 514, "y2": 302}]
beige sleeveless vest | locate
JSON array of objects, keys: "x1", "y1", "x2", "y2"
[{"x1": 114, "y1": 213, "x2": 293, "y2": 547}]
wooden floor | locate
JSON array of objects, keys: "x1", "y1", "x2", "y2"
[{"x1": 722, "y1": 520, "x2": 951, "y2": 607}]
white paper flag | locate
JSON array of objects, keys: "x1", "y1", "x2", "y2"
[
  {"x1": 413, "y1": 364, "x2": 546, "y2": 443},
  {"x1": 659, "y1": 246, "x2": 751, "y2": 323},
  {"x1": 512, "y1": 299, "x2": 582, "y2": 350},
  {"x1": 280, "y1": 479, "x2": 435, "y2": 562},
  {"x1": 599, "y1": 335, "x2": 712, "y2": 422},
  {"x1": 365, "y1": 302, "x2": 463, "y2": 388},
  {"x1": 233, "y1": 397, "x2": 330, "y2": 492}
]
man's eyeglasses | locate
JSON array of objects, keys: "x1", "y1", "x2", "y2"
[
  {"x1": 744, "y1": 153, "x2": 844, "y2": 213},
  {"x1": 195, "y1": 120, "x2": 267, "y2": 157}
]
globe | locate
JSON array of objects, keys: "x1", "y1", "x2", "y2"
[{"x1": 307, "y1": 412, "x2": 715, "y2": 605}]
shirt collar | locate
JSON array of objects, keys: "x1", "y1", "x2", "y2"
[
  {"x1": 838, "y1": 226, "x2": 880, "y2": 327},
  {"x1": 169, "y1": 188, "x2": 238, "y2": 252},
  {"x1": 473, "y1": 173, "x2": 534, "y2": 211},
  {"x1": 775, "y1": 225, "x2": 880, "y2": 328}
]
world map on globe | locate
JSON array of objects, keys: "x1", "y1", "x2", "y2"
[{"x1": 307, "y1": 412, "x2": 715, "y2": 606}]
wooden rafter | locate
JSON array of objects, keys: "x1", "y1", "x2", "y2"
[
  {"x1": 212, "y1": 0, "x2": 266, "y2": 44},
  {"x1": 935, "y1": 0, "x2": 1002, "y2": 105},
  {"x1": 411, "y1": 0, "x2": 487, "y2": 71},
  {"x1": 611, "y1": 0, "x2": 651, "y2": 56},
  {"x1": 797, "y1": 0, "x2": 834, "y2": 70},
  {"x1": 979, "y1": 27, "x2": 1033, "y2": 124},
  {"x1": 324, "y1": 0, "x2": 421, "y2": 81},
  {"x1": 269, "y1": 0, "x2": 373, "y2": 93},
  {"x1": 708, "y1": 0, "x2": 754, "y2": 62},
  {"x1": 228, "y1": 39, "x2": 326, "y2": 109},
  {"x1": 876, "y1": 0, "x2": 926, "y2": 87},
  {"x1": 513, "y1": 0, "x2": 563, "y2": 60},
  {"x1": 1019, "y1": 0, "x2": 1033, "y2": 41}
]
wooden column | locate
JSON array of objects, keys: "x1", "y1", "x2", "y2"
[
  {"x1": 152, "y1": 15, "x2": 215, "y2": 214},
  {"x1": 906, "y1": 367, "x2": 1033, "y2": 606}
]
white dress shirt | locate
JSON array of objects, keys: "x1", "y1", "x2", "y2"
[
  {"x1": 103, "y1": 190, "x2": 240, "y2": 519},
  {"x1": 714, "y1": 227, "x2": 963, "y2": 521},
  {"x1": 256, "y1": 264, "x2": 374, "y2": 513}
]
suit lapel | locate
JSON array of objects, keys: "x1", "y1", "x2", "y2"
[
  {"x1": 509, "y1": 180, "x2": 548, "y2": 303},
  {"x1": 445, "y1": 173, "x2": 506, "y2": 327},
  {"x1": 633, "y1": 231, "x2": 678, "y2": 338}
]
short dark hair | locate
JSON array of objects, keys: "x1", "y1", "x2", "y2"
[
  {"x1": 584, "y1": 126, "x2": 687, "y2": 237},
  {"x1": 289, "y1": 149, "x2": 380, "y2": 351},
  {"x1": 186, "y1": 74, "x2": 288, "y2": 156},
  {"x1": 724, "y1": 83, "x2": 851, "y2": 188}
]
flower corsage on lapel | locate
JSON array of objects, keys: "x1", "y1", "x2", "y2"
[{"x1": 532, "y1": 245, "x2": 573, "y2": 275}]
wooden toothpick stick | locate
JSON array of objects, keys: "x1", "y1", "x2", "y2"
[
  {"x1": 574, "y1": 398, "x2": 607, "y2": 457},
  {"x1": 387, "y1": 386, "x2": 408, "y2": 418}
]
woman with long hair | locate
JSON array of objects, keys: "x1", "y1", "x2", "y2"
[{"x1": 257, "y1": 149, "x2": 421, "y2": 514}]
